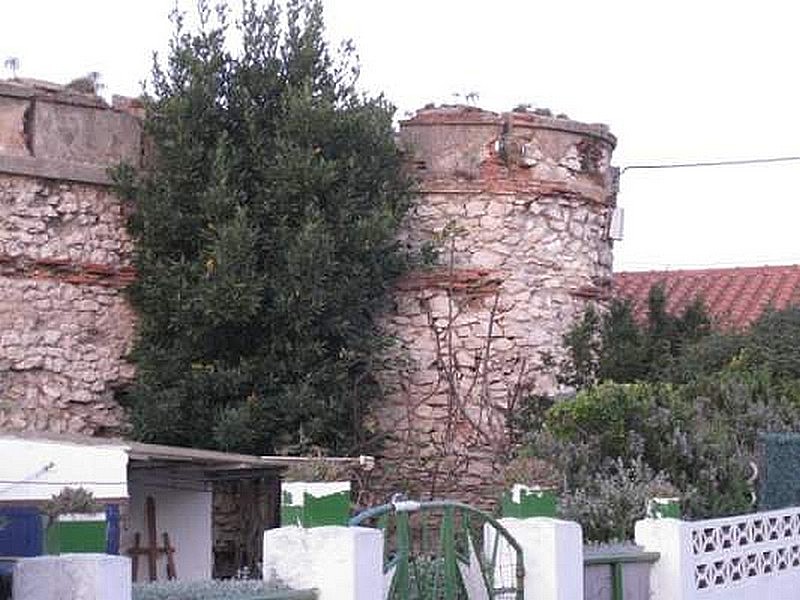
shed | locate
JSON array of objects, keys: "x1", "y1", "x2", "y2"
[{"x1": 0, "y1": 432, "x2": 366, "y2": 581}]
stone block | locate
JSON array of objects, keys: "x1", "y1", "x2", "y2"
[
  {"x1": 13, "y1": 554, "x2": 131, "y2": 600},
  {"x1": 32, "y1": 100, "x2": 141, "y2": 168},
  {"x1": 0, "y1": 96, "x2": 31, "y2": 156}
]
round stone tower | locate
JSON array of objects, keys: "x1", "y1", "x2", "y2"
[{"x1": 372, "y1": 105, "x2": 618, "y2": 505}]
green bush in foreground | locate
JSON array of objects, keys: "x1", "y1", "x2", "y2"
[
  {"x1": 558, "y1": 456, "x2": 676, "y2": 541},
  {"x1": 522, "y1": 298, "x2": 800, "y2": 541},
  {"x1": 522, "y1": 373, "x2": 800, "y2": 540},
  {"x1": 132, "y1": 580, "x2": 302, "y2": 600}
]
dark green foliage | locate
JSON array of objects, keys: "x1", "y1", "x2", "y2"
[
  {"x1": 642, "y1": 285, "x2": 711, "y2": 379},
  {"x1": 744, "y1": 308, "x2": 800, "y2": 379},
  {"x1": 525, "y1": 375, "x2": 800, "y2": 539},
  {"x1": 565, "y1": 289, "x2": 800, "y2": 387},
  {"x1": 522, "y1": 298, "x2": 800, "y2": 540},
  {"x1": 563, "y1": 290, "x2": 800, "y2": 382},
  {"x1": 558, "y1": 457, "x2": 676, "y2": 542},
  {"x1": 132, "y1": 579, "x2": 306, "y2": 600},
  {"x1": 545, "y1": 382, "x2": 669, "y2": 461},
  {"x1": 559, "y1": 305, "x2": 601, "y2": 388},
  {"x1": 669, "y1": 330, "x2": 745, "y2": 382},
  {"x1": 758, "y1": 433, "x2": 800, "y2": 510},
  {"x1": 43, "y1": 487, "x2": 102, "y2": 520},
  {"x1": 598, "y1": 300, "x2": 648, "y2": 383},
  {"x1": 115, "y1": 0, "x2": 413, "y2": 455},
  {"x1": 560, "y1": 284, "x2": 712, "y2": 385}
]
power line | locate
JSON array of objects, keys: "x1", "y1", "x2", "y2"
[
  {"x1": 620, "y1": 155, "x2": 800, "y2": 174},
  {"x1": 0, "y1": 479, "x2": 127, "y2": 486}
]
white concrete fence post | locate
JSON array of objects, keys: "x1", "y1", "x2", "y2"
[
  {"x1": 263, "y1": 525, "x2": 383, "y2": 600},
  {"x1": 13, "y1": 554, "x2": 131, "y2": 600},
  {"x1": 634, "y1": 518, "x2": 694, "y2": 600},
  {"x1": 263, "y1": 518, "x2": 583, "y2": 600},
  {"x1": 499, "y1": 517, "x2": 584, "y2": 600}
]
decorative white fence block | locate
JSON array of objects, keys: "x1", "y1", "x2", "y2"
[
  {"x1": 263, "y1": 525, "x2": 383, "y2": 600},
  {"x1": 636, "y1": 506, "x2": 800, "y2": 600},
  {"x1": 13, "y1": 553, "x2": 131, "y2": 600},
  {"x1": 498, "y1": 517, "x2": 584, "y2": 600}
]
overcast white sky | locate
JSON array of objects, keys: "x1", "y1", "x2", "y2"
[{"x1": 3, "y1": 0, "x2": 800, "y2": 272}]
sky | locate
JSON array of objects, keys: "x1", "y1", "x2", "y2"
[{"x1": 2, "y1": 0, "x2": 800, "y2": 272}]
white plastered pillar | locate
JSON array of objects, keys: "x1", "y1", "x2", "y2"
[
  {"x1": 499, "y1": 517, "x2": 584, "y2": 600},
  {"x1": 263, "y1": 525, "x2": 384, "y2": 600}
]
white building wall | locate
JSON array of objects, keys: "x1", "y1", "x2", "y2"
[
  {"x1": 0, "y1": 436, "x2": 128, "y2": 502},
  {"x1": 123, "y1": 476, "x2": 212, "y2": 582}
]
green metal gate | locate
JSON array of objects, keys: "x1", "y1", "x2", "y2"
[{"x1": 349, "y1": 499, "x2": 524, "y2": 600}]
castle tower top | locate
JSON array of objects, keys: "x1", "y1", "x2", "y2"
[
  {"x1": 374, "y1": 105, "x2": 620, "y2": 504},
  {"x1": 398, "y1": 105, "x2": 617, "y2": 204},
  {"x1": 0, "y1": 78, "x2": 143, "y2": 185}
]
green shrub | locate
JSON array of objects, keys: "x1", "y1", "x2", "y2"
[
  {"x1": 522, "y1": 374, "x2": 800, "y2": 539},
  {"x1": 534, "y1": 300, "x2": 800, "y2": 539},
  {"x1": 598, "y1": 301, "x2": 648, "y2": 384},
  {"x1": 115, "y1": 0, "x2": 414, "y2": 455},
  {"x1": 558, "y1": 457, "x2": 676, "y2": 542},
  {"x1": 744, "y1": 308, "x2": 800, "y2": 379},
  {"x1": 42, "y1": 487, "x2": 102, "y2": 520},
  {"x1": 563, "y1": 298, "x2": 800, "y2": 389},
  {"x1": 132, "y1": 580, "x2": 306, "y2": 600},
  {"x1": 560, "y1": 285, "x2": 712, "y2": 386},
  {"x1": 668, "y1": 330, "x2": 745, "y2": 382},
  {"x1": 545, "y1": 382, "x2": 673, "y2": 460}
]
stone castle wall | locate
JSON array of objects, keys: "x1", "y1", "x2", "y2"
[
  {"x1": 0, "y1": 79, "x2": 142, "y2": 435},
  {"x1": 372, "y1": 106, "x2": 618, "y2": 504},
  {"x1": 0, "y1": 80, "x2": 619, "y2": 507}
]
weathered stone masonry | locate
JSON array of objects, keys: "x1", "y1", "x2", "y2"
[
  {"x1": 0, "y1": 80, "x2": 141, "y2": 435},
  {"x1": 0, "y1": 80, "x2": 619, "y2": 509},
  {"x1": 373, "y1": 106, "x2": 618, "y2": 504}
]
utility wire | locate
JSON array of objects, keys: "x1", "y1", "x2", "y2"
[
  {"x1": 0, "y1": 479, "x2": 127, "y2": 486},
  {"x1": 621, "y1": 155, "x2": 800, "y2": 174},
  {"x1": 0, "y1": 462, "x2": 56, "y2": 495}
]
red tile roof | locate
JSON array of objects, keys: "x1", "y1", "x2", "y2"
[{"x1": 613, "y1": 265, "x2": 800, "y2": 330}]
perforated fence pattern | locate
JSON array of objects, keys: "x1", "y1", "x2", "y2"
[{"x1": 689, "y1": 508, "x2": 800, "y2": 590}]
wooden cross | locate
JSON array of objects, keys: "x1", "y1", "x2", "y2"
[{"x1": 127, "y1": 496, "x2": 177, "y2": 581}]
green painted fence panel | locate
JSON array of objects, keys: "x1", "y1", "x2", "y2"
[
  {"x1": 280, "y1": 482, "x2": 351, "y2": 527},
  {"x1": 759, "y1": 432, "x2": 800, "y2": 510},
  {"x1": 645, "y1": 497, "x2": 681, "y2": 519},
  {"x1": 501, "y1": 485, "x2": 557, "y2": 518},
  {"x1": 280, "y1": 496, "x2": 304, "y2": 528},
  {"x1": 45, "y1": 517, "x2": 106, "y2": 554},
  {"x1": 302, "y1": 492, "x2": 350, "y2": 527}
]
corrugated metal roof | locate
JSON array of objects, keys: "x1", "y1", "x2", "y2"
[{"x1": 0, "y1": 431, "x2": 369, "y2": 472}]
